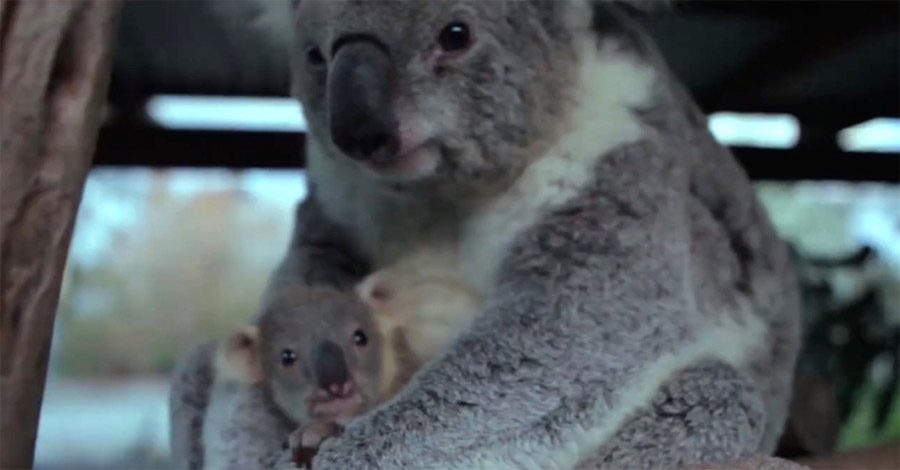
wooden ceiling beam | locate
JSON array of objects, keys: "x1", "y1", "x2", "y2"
[
  {"x1": 93, "y1": 126, "x2": 899, "y2": 183},
  {"x1": 702, "y1": 1, "x2": 898, "y2": 113}
]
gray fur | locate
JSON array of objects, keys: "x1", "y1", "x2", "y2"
[
  {"x1": 173, "y1": 1, "x2": 801, "y2": 468},
  {"x1": 264, "y1": 196, "x2": 371, "y2": 297},
  {"x1": 576, "y1": 361, "x2": 765, "y2": 469},
  {"x1": 312, "y1": 133, "x2": 797, "y2": 468},
  {"x1": 169, "y1": 340, "x2": 295, "y2": 470},
  {"x1": 203, "y1": 382, "x2": 296, "y2": 470},
  {"x1": 169, "y1": 341, "x2": 216, "y2": 469}
]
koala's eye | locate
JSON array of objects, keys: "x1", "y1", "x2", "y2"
[
  {"x1": 306, "y1": 46, "x2": 326, "y2": 66},
  {"x1": 280, "y1": 349, "x2": 297, "y2": 367},
  {"x1": 437, "y1": 22, "x2": 471, "y2": 53},
  {"x1": 352, "y1": 329, "x2": 368, "y2": 347}
]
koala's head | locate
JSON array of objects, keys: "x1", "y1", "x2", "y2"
[
  {"x1": 236, "y1": 286, "x2": 386, "y2": 424},
  {"x1": 289, "y1": 0, "x2": 618, "y2": 193}
]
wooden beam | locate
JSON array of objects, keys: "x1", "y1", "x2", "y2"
[
  {"x1": 93, "y1": 126, "x2": 306, "y2": 168},
  {"x1": 0, "y1": 1, "x2": 120, "y2": 468},
  {"x1": 702, "y1": 1, "x2": 898, "y2": 116},
  {"x1": 92, "y1": 126, "x2": 898, "y2": 183},
  {"x1": 732, "y1": 147, "x2": 899, "y2": 183}
]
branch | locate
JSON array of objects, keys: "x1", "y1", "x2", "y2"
[{"x1": 0, "y1": 1, "x2": 120, "y2": 467}]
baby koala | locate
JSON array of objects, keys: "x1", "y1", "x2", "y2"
[
  {"x1": 216, "y1": 249, "x2": 483, "y2": 467},
  {"x1": 214, "y1": 285, "x2": 412, "y2": 467}
]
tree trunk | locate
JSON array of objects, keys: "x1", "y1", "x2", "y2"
[
  {"x1": 0, "y1": 1, "x2": 120, "y2": 468},
  {"x1": 798, "y1": 441, "x2": 900, "y2": 469}
]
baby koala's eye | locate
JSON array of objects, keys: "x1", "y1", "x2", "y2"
[
  {"x1": 352, "y1": 329, "x2": 368, "y2": 347},
  {"x1": 280, "y1": 349, "x2": 297, "y2": 367},
  {"x1": 437, "y1": 22, "x2": 471, "y2": 53}
]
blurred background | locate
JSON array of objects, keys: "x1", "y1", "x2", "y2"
[{"x1": 34, "y1": 1, "x2": 898, "y2": 468}]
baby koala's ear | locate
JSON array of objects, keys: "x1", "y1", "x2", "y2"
[
  {"x1": 215, "y1": 325, "x2": 265, "y2": 383},
  {"x1": 356, "y1": 272, "x2": 394, "y2": 315}
]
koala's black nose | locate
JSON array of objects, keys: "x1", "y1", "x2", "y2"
[
  {"x1": 327, "y1": 38, "x2": 399, "y2": 163},
  {"x1": 312, "y1": 340, "x2": 351, "y2": 397}
]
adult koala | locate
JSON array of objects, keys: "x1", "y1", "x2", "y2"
[{"x1": 223, "y1": 0, "x2": 801, "y2": 468}]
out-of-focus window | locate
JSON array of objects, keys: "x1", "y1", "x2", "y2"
[{"x1": 35, "y1": 168, "x2": 306, "y2": 469}]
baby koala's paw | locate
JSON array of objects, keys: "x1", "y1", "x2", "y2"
[{"x1": 289, "y1": 421, "x2": 344, "y2": 468}]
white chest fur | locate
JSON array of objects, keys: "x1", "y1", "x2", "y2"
[{"x1": 459, "y1": 41, "x2": 656, "y2": 290}]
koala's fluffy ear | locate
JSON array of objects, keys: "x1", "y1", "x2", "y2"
[
  {"x1": 215, "y1": 325, "x2": 264, "y2": 383},
  {"x1": 356, "y1": 273, "x2": 394, "y2": 315},
  {"x1": 357, "y1": 272, "x2": 408, "y2": 337}
]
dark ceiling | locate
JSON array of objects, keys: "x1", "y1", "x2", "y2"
[{"x1": 98, "y1": 0, "x2": 900, "y2": 181}]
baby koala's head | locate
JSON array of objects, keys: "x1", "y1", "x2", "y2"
[{"x1": 217, "y1": 285, "x2": 386, "y2": 425}]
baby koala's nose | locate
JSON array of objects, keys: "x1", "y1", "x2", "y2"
[
  {"x1": 313, "y1": 340, "x2": 352, "y2": 397},
  {"x1": 326, "y1": 381, "x2": 355, "y2": 398}
]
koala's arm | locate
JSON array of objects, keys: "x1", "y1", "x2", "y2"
[
  {"x1": 266, "y1": 193, "x2": 369, "y2": 294},
  {"x1": 313, "y1": 142, "x2": 766, "y2": 469},
  {"x1": 169, "y1": 340, "x2": 298, "y2": 470},
  {"x1": 169, "y1": 341, "x2": 217, "y2": 470},
  {"x1": 203, "y1": 384, "x2": 297, "y2": 470}
]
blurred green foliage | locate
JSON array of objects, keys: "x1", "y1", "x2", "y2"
[
  {"x1": 53, "y1": 170, "x2": 296, "y2": 376},
  {"x1": 841, "y1": 388, "x2": 900, "y2": 450}
]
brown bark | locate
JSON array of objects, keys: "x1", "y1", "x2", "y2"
[
  {"x1": 798, "y1": 441, "x2": 900, "y2": 470},
  {"x1": 0, "y1": 1, "x2": 120, "y2": 468},
  {"x1": 680, "y1": 442, "x2": 900, "y2": 470},
  {"x1": 682, "y1": 455, "x2": 810, "y2": 470}
]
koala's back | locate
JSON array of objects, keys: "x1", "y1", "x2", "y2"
[{"x1": 682, "y1": 124, "x2": 802, "y2": 453}]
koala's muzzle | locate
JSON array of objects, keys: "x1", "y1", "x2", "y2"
[
  {"x1": 327, "y1": 39, "x2": 399, "y2": 163},
  {"x1": 313, "y1": 340, "x2": 351, "y2": 397}
]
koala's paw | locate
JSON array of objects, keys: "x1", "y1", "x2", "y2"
[
  {"x1": 273, "y1": 445, "x2": 300, "y2": 470},
  {"x1": 290, "y1": 421, "x2": 343, "y2": 469}
]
